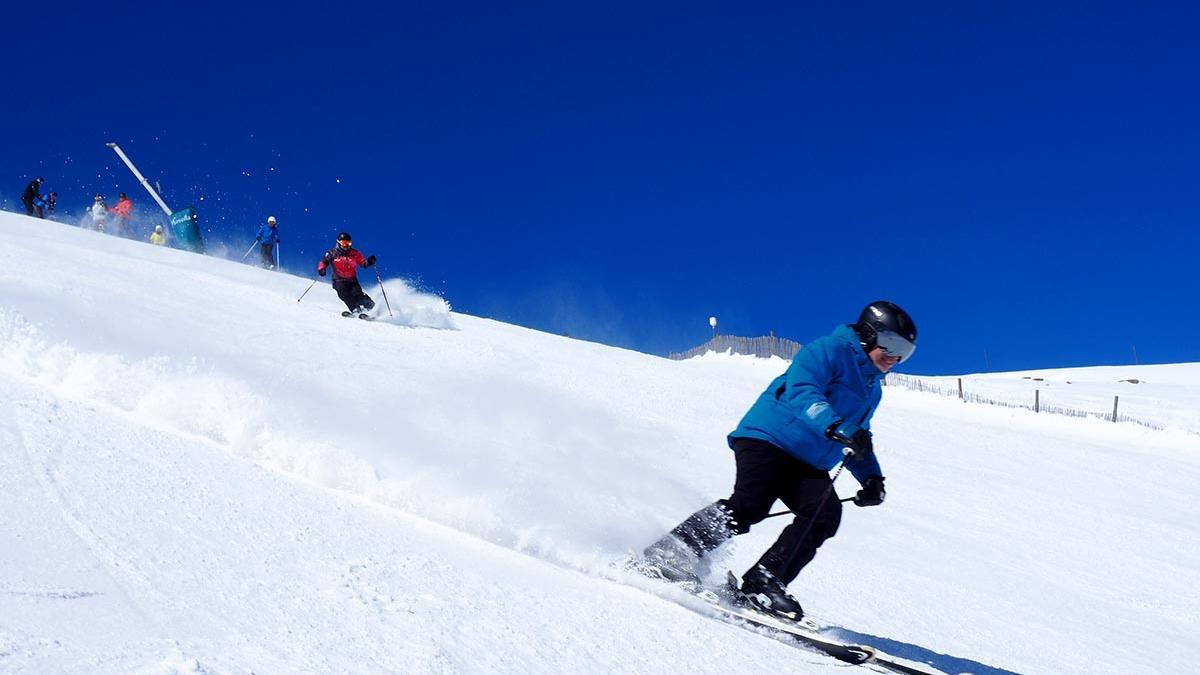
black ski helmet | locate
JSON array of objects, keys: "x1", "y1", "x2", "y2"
[
  {"x1": 855, "y1": 300, "x2": 918, "y2": 362},
  {"x1": 337, "y1": 231, "x2": 352, "y2": 242}
]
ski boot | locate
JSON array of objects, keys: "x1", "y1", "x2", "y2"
[
  {"x1": 632, "y1": 534, "x2": 703, "y2": 585},
  {"x1": 739, "y1": 565, "x2": 804, "y2": 622},
  {"x1": 634, "y1": 502, "x2": 738, "y2": 583}
]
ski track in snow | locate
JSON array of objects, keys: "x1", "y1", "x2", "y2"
[{"x1": 1, "y1": 211, "x2": 1198, "y2": 674}]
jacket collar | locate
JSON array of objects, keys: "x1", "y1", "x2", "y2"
[{"x1": 832, "y1": 324, "x2": 884, "y2": 383}]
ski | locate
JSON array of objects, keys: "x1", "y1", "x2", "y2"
[
  {"x1": 710, "y1": 604, "x2": 873, "y2": 664},
  {"x1": 340, "y1": 311, "x2": 375, "y2": 321},
  {"x1": 706, "y1": 602, "x2": 935, "y2": 674},
  {"x1": 700, "y1": 572, "x2": 938, "y2": 674},
  {"x1": 621, "y1": 555, "x2": 939, "y2": 675}
]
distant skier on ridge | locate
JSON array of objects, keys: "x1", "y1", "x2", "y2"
[
  {"x1": 317, "y1": 231, "x2": 377, "y2": 317},
  {"x1": 255, "y1": 215, "x2": 281, "y2": 269},
  {"x1": 88, "y1": 194, "x2": 109, "y2": 232},
  {"x1": 35, "y1": 191, "x2": 57, "y2": 218},
  {"x1": 21, "y1": 177, "x2": 45, "y2": 217},
  {"x1": 638, "y1": 301, "x2": 918, "y2": 623},
  {"x1": 108, "y1": 193, "x2": 133, "y2": 235}
]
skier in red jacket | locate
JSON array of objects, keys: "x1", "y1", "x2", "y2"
[
  {"x1": 317, "y1": 231, "x2": 377, "y2": 316},
  {"x1": 109, "y1": 193, "x2": 133, "y2": 234}
]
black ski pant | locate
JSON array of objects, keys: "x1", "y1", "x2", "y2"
[
  {"x1": 670, "y1": 437, "x2": 842, "y2": 586},
  {"x1": 260, "y1": 242, "x2": 275, "y2": 268},
  {"x1": 333, "y1": 277, "x2": 375, "y2": 312},
  {"x1": 22, "y1": 197, "x2": 34, "y2": 216}
]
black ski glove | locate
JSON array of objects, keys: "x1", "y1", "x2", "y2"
[
  {"x1": 366, "y1": 255, "x2": 376, "y2": 267},
  {"x1": 854, "y1": 476, "x2": 886, "y2": 507},
  {"x1": 825, "y1": 421, "x2": 873, "y2": 456},
  {"x1": 318, "y1": 267, "x2": 327, "y2": 277}
]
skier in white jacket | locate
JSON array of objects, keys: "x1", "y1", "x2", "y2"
[{"x1": 89, "y1": 195, "x2": 108, "y2": 232}]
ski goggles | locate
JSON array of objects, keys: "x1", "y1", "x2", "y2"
[{"x1": 875, "y1": 328, "x2": 916, "y2": 363}]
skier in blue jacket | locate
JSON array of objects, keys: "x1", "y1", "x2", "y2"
[
  {"x1": 255, "y1": 216, "x2": 281, "y2": 269},
  {"x1": 640, "y1": 301, "x2": 918, "y2": 621}
]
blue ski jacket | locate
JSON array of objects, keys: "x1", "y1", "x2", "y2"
[
  {"x1": 256, "y1": 224, "x2": 280, "y2": 244},
  {"x1": 728, "y1": 324, "x2": 885, "y2": 485}
]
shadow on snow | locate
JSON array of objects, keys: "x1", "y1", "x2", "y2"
[{"x1": 828, "y1": 626, "x2": 1021, "y2": 675}]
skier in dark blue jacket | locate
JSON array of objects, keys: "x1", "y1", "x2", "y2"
[
  {"x1": 640, "y1": 301, "x2": 918, "y2": 621},
  {"x1": 35, "y1": 191, "x2": 57, "y2": 217}
]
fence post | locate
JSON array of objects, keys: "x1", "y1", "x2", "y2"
[
  {"x1": 1034, "y1": 389, "x2": 1039, "y2": 413},
  {"x1": 958, "y1": 378, "x2": 963, "y2": 400},
  {"x1": 1112, "y1": 395, "x2": 1119, "y2": 422}
]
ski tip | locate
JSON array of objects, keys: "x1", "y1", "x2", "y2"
[{"x1": 843, "y1": 645, "x2": 876, "y2": 664}]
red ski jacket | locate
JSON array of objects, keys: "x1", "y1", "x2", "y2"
[
  {"x1": 109, "y1": 198, "x2": 132, "y2": 219},
  {"x1": 318, "y1": 246, "x2": 368, "y2": 280}
]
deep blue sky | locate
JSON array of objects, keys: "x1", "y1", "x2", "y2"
[{"x1": 4, "y1": 2, "x2": 1197, "y2": 374}]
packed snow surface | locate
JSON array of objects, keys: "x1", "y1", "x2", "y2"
[{"x1": 1, "y1": 211, "x2": 1197, "y2": 674}]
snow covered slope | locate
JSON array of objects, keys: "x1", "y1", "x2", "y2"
[{"x1": 1, "y1": 211, "x2": 1197, "y2": 674}]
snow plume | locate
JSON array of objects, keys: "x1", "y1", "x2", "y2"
[
  {"x1": 69, "y1": 205, "x2": 169, "y2": 242},
  {"x1": 0, "y1": 307, "x2": 380, "y2": 495},
  {"x1": 370, "y1": 277, "x2": 455, "y2": 329},
  {"x1": 0, "y1": 307, "x2": 259, "y2": 448}
]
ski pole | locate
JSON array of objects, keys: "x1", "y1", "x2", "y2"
[
  {"x1": 275, "y1": 242, "x2": 281, "y2": 270},
  {"x1": 297, "y1": 278, "x2": 318, "y2": 302},
  {"x1": 766, "y1": 404, "x2": 880, "y2": 519},
  {"x1": 240, "y1": 241, "x2": 257, "y2": 261},
  {"x1": 762, "y1": 450, "x2": 852, "y2": 528},
  {"x1": 765, "y1": 496, "x2": 856, "y2": 519},
  {"x1": 374, "y1": 266, "x2": 393, "y2": 317}
]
